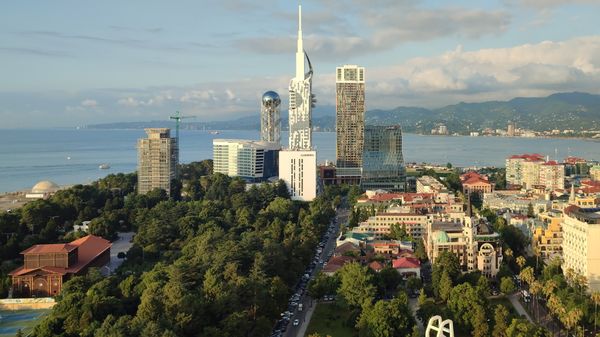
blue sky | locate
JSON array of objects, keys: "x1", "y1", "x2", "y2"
[{"x1": 1, "y1": 0, "x2": 600, "y2": 128}]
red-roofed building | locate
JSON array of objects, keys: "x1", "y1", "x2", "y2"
[
  {"x1": 10, "y1": 235, "x2": 111, "y2": 297},
  {"x1": 392, "y1": 257, "x2": 421, "y2": 278},
  {"x1": 368, "y1": 261, "x2": 384, "y2": 273},
  {"x1": 460, "y1": 172, "x2": 493, "y2": 197},
  {"x1": 506, "y1": 154, "x2": 564, "y2": 190},
  {"x1": 322, "y1": 256, "x2": 356, "y2": 276}
]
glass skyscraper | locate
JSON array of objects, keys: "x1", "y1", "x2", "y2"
[{"x1": 361, "y1": 125, "x2": 405, "y2": 191}]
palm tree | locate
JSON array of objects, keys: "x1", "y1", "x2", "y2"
[
  {"x1": 530, "y1": 280, "x2": 542, "y2": 322},
  {"x1": 542, "y1": 279, "x2": 557, "y2": 298},
  {"x1": 520, "y1": 266, "x2": 534, "y2": 286},
  {"x1": 516, "y1": 256, "x2": 526, "y2": 272},
  {"x1": 592, "y1": 291, "x2": 600, "y2": 335},
  {"x1": 561, "y1": 308, "x2": 583, "y2": 337}
]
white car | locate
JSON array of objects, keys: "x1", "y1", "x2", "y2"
[{"x1": 293, "y1": 319, "x2": 300, "y2": 326}]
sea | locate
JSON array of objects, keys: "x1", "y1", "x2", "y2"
[{"x1": 1, "y1": 128, "x2": 600, "y2": 193}]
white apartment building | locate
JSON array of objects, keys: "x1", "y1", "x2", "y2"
[
  {"x1": 417, "y1": 176, "x2": 447, "y2": 193},
  {"x1": 279, "y1": 150, "x2": 317, "y2": 201},
  {"x1": 562, "y1": 205, "x2": 600, "y2": 291},
  {"x1": 212, "y1": 139, "x2": 280, "y2": 182}
]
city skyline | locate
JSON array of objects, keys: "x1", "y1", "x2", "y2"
[{"x1": 1, "y1": 1, "x2": 600, "y2": 128}]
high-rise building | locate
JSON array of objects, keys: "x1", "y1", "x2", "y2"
[
  {"x1": 279, "y1": 5, "x2": 317, "y2": 201},
  {"x1": 213, "y1": 139, "x2": 279, "y2": 182},
  {"x1": 335, "y1": 64, "x2": 365, "y2": 183},
  {"x1": 507, "y1": 122, "x2": 516, "y2": 137},
  {"x1": 506, "y1": 154, "x2": 564, "y2": 190},
  {"x1": 288, "y1": 5, "x2": 315, "y2": 151},
  {"x1": 562, "y1": 205, "x2": 600, "y2": 291},
  {"x1": 137, "y1": 128, "x2": 178, "y2": 195},
  {"x1": 361, "y1": 125, "x2": 405, "y2": 191},
  {"x1": 261, "y1": 91, "x2": 281, "y2": 144}
]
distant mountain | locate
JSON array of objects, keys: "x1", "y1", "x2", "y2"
[{"x1": 87, "y1": 92, "x2": 600, "y2": 134}]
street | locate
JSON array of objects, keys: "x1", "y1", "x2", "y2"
[
  {"x1": 281, "y1": 207, "x2": 350, "y2": 337},
  {"x1": 102, "y1": 232, "x2": 134, "y2": 275}
]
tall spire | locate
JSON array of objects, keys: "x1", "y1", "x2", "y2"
[{"x1": 295, "y1": 4, "x2": 305, "y2": 79}]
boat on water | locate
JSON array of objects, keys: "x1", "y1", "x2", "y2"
[
  {"x1": 99, "y1": 164, "x2": 111, "y2": 170},
  {"x1": 209, "y1": 131, "x2": 220, "y2": 135}
]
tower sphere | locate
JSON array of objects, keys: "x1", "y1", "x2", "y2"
[{"x1": 262, "y1": 91, "x2": 281, "y2": 108}]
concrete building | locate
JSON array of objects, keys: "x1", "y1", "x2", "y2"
[
  {"x1": 562, "y1": 205, "x2": 600, "y2": 291},
  {"x1": 506, "y1": 154, "x2": 565, "y2": 190},
  {"x1": 212, "y1": 139, "x2": 280, "y2": 182},
  {"x1": 335, "y1": 64, "x2": 365, "y2": 183},
  {"x1": 361, "y1": 125, "x2": 405, "y2": 191},
  {"x1": 260, "y1": 91, "x2": 281, "y2": 144},
  {"x1": 279, "y1": 5, "x2": 317, "y2": 201},
  {"x1": 483, "y1": 190, "x2": 551, "y2": 215},
  {"x1": 417, "y1": 176, "x2": 447, "y2": 194},
  {"x1": 137, "y1": 128, "x2": 178, "y2": 195},
  {"x1": 25, "y1": 180, "x2": 60, "y2": 199},
  {"x1": 532, "y1": 210, "x2": 563, "y2": 262},
  {"x1": 460, "y1": 172, "x2": 493, "y2": 198},
  {"x1": 590, "y1": 166, "x2": 600, "y2": 181},
  {"x1": 539, "y1": 161, "x2": 565, "y2": 191},
  {"x1": 507, "y1": 122, "x2": 516, "y2": 137},
  {"x1": 279, "y1": 150, "x2": 317, "y2": 201}
]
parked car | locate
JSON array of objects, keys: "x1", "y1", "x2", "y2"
[{"x1": 293, "y1": 319, "x2": 300, "y2": 326}]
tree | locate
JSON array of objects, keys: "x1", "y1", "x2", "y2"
[
  {"x1": 308, "y1": 272, "x2": 339, "y2": 299},
  {"x1": 414, "y1": 240, "x2": 428, "y2": 261},
  {"x1": 406, "y1": 276, "x2": 422, "y2": 294},
  {"x1": 505, "y1": 319, "x2": 548, "y2": 337},
  {"x1": 527, "y1": 203, "x2": 535, "y2": 218},
  {"x1": 500, "y1": 277, "x2": 516, "y2": 294},
  {"x1": 418, "y1": 288, "x2": 427, "y2": 306},
  {"x1": 492, "y1": 305, "x2": 510, "y2": 337},
  {"x1": 338, "y1": 262, "x2": 376, "y2": 308},
  {"x1": 356, "y1": 295, "x2": 416, "y2": 337},
  {"x1": 476, "y1": 275, "x2": 490, "y2": 297},
  {"x1": 516, "y1": 256, "x2": 526, "y2": 272},
  {"x1": 446, "y1": 283, "x2": 486, "y2": 332},
  {"x1": 592, "y1": 291, "x2": 600, "y2": 335},
  {"x1": 389, "y1": 223, "x2": 410, "y2": 241},
  {"x1": 439, "y1": 271, "x2": 453, "y2": 302}
]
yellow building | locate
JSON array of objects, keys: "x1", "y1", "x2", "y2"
[
  {"x1": 532, "y1": 211, "x2": 563, "y2": 261},
  {"x1": 562, "y1": 206, "x2": 600, "y2": 292}
]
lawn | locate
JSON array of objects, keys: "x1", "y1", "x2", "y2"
[
  {"x1": 0, "y1": 310, "x2": 49, "y2": 337},
  {"x1": 304, "y1": 302, "x2": 358, "y2": 337},
  {"x1": 489, "y1": 296, "x2": 519, "y2": 317}
]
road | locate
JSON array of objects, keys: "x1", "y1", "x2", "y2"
[
  {"x1": 102, "y1": 232, "x2": 134, "y2": 275},
  {"x1": 282, "y1": 207, "x2": 350, "y2": 337},
  {"x1": 508, "y1": 293, "x2": 533, "y2": 323}
]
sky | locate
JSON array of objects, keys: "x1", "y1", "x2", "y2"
[{"x1": 1, "y1": 0, "x2": 600, "y2": 128}]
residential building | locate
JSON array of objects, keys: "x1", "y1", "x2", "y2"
[
  {"x1": 417, "y1": 176, "x2": 447, "y2": 193},
  {"x1": 562, "y1": 206, "x2": 600, "y2": 291},
  {"x1": 279, "y1": 150, "x2": 317, "y2": 201},
  {"x1": 393, "y1": 257, "x2": 421, "y2": 278},
  {"x1": 335, "y1": 64, "x2": 365, "y2": 183},
  {"x1": 212, "y1": 139, "x2": 280, "y2": 182},
  {"x1": 590, "y1": 166, "x2": 600, "y2": 181},
  {"x1": 507, "y1": 122, "x2": 516, "y2": 137},
  {"x1": 260, "y1": 91, "x2": 281, "y2": 144},
  {"x1": 460, "y1": 172, "x2": 493, "y2": 197},
  {"x1": 532, "y1": 210, "x2": 563, "y2": 261},
  {"x1": 361, "y1": 125, "x2": 405, "y2": 191},
  {"x1": 137, "y1": 128, "x2": 178, "y2": 194},
  {"x1": 483, "y1": 190, "x2": 551, "y2": 215},
  {"x1": 506, "y1": 154, "x2": 565, "y2": 190},
  {"x1": 10, "y1": 235, "x2": 111, "y2": 297}
]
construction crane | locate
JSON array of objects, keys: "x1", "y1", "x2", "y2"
[{"x1": 169, "y1": 111, "x2": 196, "y2": 144}]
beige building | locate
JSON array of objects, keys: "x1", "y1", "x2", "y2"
[
  {"x1": 506, "y1": 154, "x2": 565, "y2": 190},
  {"x1": 539, "y1": 162, "x2": 565, "y2": 190},
  {"x1": 590, "y1": 166, "x2": 600, "y2": 181},
  {"x1": 137, "y1": 128, "x2": 178, "y2": 195},
  {"x1": 417, "y1": 176, "x2": 447, "y2": 193},
  {"x1": 562, "y1": 205, "x2": 600, "y2": 291},
  {"x1": 335, "y1": 64, "x2": 365, "y2": 181}
]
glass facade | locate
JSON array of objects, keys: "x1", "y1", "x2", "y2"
[{"x1": 361, "y1": 125, "x2": 405, "y2": 191}]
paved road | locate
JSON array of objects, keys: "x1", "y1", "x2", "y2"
[
  {"x1": 408, "y1": 298, "x2": 423, "y2": 330},
  {"x1": 283, "y1": 207, "x2": 350, "y2": 337},
  {"x1": 104, "y1": 232, "x2": 134, "y2": 275},
  {"x1": 508, "y1": 293, "x2": 533, "y2": 323}
]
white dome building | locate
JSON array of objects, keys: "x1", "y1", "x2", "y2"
[{"x1": 26, "y1": 180, "x2": 60, "y2": 199}]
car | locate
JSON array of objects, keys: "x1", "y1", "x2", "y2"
[
  {"x1": 290, "y1": 301, "x2": 298, "y2": 307},
  {"x1": 293, "y1": 319, "x2": 300, "y2": 326}
]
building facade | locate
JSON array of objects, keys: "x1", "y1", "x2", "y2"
[
  {"x1": 260, "y1": 91, "x2": 281, "y2": 144},
  {"x1": 416, "y1": 176, "x2": 447, "y2": 194},
  {"x1": 506, "y1": 154, "x2": 565, "y2": 190},
  {"x1": 532, "y1": 210, "x2": 563, "y2": 261},
  {"x1": 137, "y1": 128, "x2": 178, "y2": 194},
  {"x1": 460, "y1": 172, "x2": 493, "y2": 197},
  {"x1": 361, "y1": 125, "x2": 405, "y2": 191},
  {"x1": 562, "y1": 206, "x2": 600, "y2": 291},
  {"x1": 279, "y1": 150, "x2": 317, "y2": 201},
  {"x1": 10, "y1": 235, "x2": 111, "y2": 297},
  {"x1": 335, "y1": 65, "x2": 365, "y2": 181},
  {"x1": 213, "y1": 139, "x2": 280, "y2": 182},
  {"x1": 288, "y1": 5, "x2": 314, "y2": 151}
]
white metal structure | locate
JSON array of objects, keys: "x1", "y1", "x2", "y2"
[
  {"x1": 426, "y1": 316, "x2": 455, "y2": 337},
  {"x1": 260, "y1": 91, "x2": 281, "y2": 144}
]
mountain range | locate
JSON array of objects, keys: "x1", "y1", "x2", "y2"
[{"x1": 87, "y1": 92, "x2": 600, "y2": 134}]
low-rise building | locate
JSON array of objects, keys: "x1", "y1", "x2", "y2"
[
  {"x1": 483, "y1": 190, "x2": 551, "y2": 215},
  {"x1": 460, "y1": 172, "x2": 493, "y2": 197},
  {"x1": 417, "y1": 176, "x2": 447, "y2": 194},
  {"x1": 393, "y1": 257, "x2": 421, "y2": 278},
  {"x1": 9, "y1": 235, "x2": 111, "y2": 297}
]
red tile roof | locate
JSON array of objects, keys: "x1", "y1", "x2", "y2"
[
  {"x1": 10, "y1": 235, "x2": 111, "y2": 276},
  {"x1": 508, "y1": 154, "x2": 544, "y2": 161},
  {"x1": 369, "y1": 261, "x2": 384, "y2": 272},
  {"x1": 393, "y1": 257, "x2": 421, "y2": 269}
]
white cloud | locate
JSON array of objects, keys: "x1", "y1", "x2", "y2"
[{"x1": 80, "y1": 99, "x2": 98, "y2": 107}]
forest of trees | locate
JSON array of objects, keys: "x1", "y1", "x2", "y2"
[{"x1": 0, "y1": 160, "x2": 343, "y2": 336}]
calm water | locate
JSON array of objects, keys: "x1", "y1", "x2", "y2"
[{"x1": 1, "y1": 129, "x2": 600, "y2": 193}]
